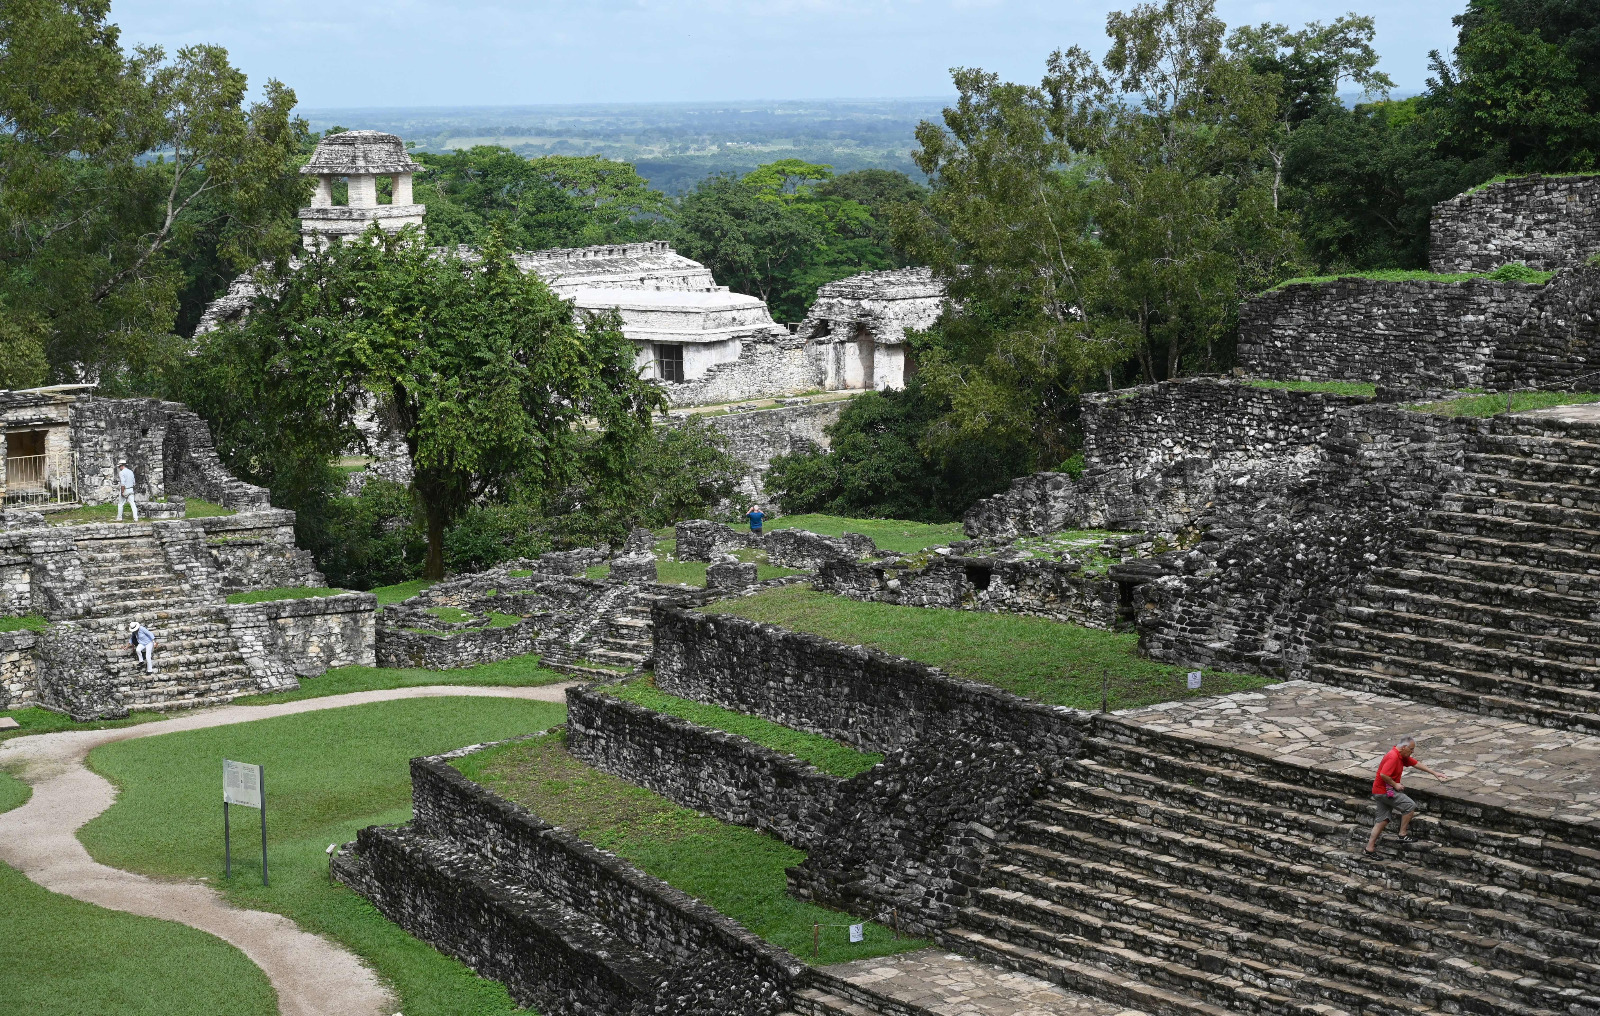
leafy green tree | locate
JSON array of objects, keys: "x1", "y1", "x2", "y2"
[
  {"x1": 674, "y1": 173, "x2": 823, "y2": 316},
  {"x1": 0, "y1": 0, "x2": 304, "y2": 387},
  {"x1": 529, "y1": 154, "x2": 674, "y2": 243},
  {"x1": 188, "y1": 225, "x2": 662, "y2": 578},
  {"x1": 0, "y1": 309, "x2": 49, "y2": 389}
]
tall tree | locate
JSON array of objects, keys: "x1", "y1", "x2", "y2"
[{"x1": 0, "y1": 0, "x2": 303, "y2": 387}]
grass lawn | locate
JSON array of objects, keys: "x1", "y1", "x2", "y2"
[
  {"x1": 586, "y1": 539, "x2": 805, "y2": 587},
  {"x1": 457, "y1": 733, "x2": 925, "y2": 965},
  {"x1": 767, "y1": 514, "x2": 965, "y2": 554},
  {"x1": 81, "y1": 696, "x2": 567, "y2": 1016},
  {"x1": 1245, "y1": 380, "x2": 1378, "y2": 398},
  {"x1": 0, "y1": 767, "x2": 30, "y2": 812},
  {"x1": 607, "y1": 679, "x2": 882, "y2": 778},
  {"x1": 0, "y1": 613, "x2": 48, "y2": 632},
  {"x1": 232, "y1": 652, "x2": 569, "y2": 705},
  {"x1": 0, "y1": 705, "x2": 184, "y2": 743},
  {"x1": 0, "y1": 861, "x2": 279, "y2": 1016},
  {"x1": 702, "y1": 586, "x2": 1273, "y2": 711},
  {"x1": 225, "y1": 586, "x2": 350, "y2": 605},
  {"x1": 372, "y1": 578, "x2": 437, "y2": 606},
  {"x1": 1409, "y1": 391, "x2": 1600, "y2": 417},
  {"x1": 44, "y1": 498, "x2": 235, "y2": 525},
  {"x1": 1267, "y1": 265, "x2": 1554, "y2": 289}
]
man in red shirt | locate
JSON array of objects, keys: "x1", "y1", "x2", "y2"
[{"x1": 1365, "y1": 736, "x2": 1449, "y2": 855}]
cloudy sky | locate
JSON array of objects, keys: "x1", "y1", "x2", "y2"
[{"x1": 106, "y1": 0, "x2": 1465, "y2": 109}]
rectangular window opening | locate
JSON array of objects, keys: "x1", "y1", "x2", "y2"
[{"x1": 656, "y1": 344, "x2": 685, "y2": 383}]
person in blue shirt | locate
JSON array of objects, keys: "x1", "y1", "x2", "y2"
[
  {"x1": 127, "y1": 621, "x2": 156, "y2": 674},
  {"x1": 745, "y1": 505, "x2": 765, "y2": 536}
]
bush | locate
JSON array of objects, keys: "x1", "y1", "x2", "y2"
[{"x1": 317, "y1": 479, "x2": 427, "y2": 590}]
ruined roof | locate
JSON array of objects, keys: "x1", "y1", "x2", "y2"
[
  {"x1": 812, "y1": 266, "x2": 943, "y2": 301},
  {"x1": 513, "y1": 241, "x2": 719, "y2": 294},
  {"x1": 300, "y1": 130, "x2": 423, "y2": 176},
  {"x1": 568, "y1": 287, "x2": 781, "y2": 344}
]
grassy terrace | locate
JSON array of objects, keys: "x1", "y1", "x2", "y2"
[
  {"x1": 225, "y1": 586, "x2": 351, "y2": 605},
  {"x1": 701, "y1": 585, "x2": 1272, "y2": 711},
  {"x1": 44, "y1": 498, "x2": 235, "y2": 524},
  {"x1": 606, "y1": 679, "x2": 883, "y2": 778},
  {"x1": 0, "y1": 613, "x2": 49, "y2": 632},
  {"x1": 1266, "y1": 263, "x2": 1554, "y2": 290},
  {"x1": 1409, "y1": 391, "x2": 1600, "y2": 417},
  {"x1": 586, "y1": 538, "x2": 805, "y2": 587},
  {"x1": 80, "y1": 696, "x2": 568, "y2": 1016},
  {"x1": 767, "y1": 514, "x2": 965, "y2": 554},
  {"x1": 1246, "y1": 380, "x2": 1378, "y2": 398},
  {"x1": 456, "y1": 733, "x2": 924, "y2": 964}
]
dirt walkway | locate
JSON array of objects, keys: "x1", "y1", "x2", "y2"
[{"x1": 0, "y1": 683, "x2": 573, "y2": 1016}]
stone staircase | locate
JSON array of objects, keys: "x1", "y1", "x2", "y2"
[
  {"x1": 1313, "y1": 416, "x2": 1600, "y2": 733},
  {"x1": 949, "y1": 720, "x2": 1600, "y2": 1016},
  {"x1": 60, "y1": 524, "x2": 260, "y2": 710},
  {"x1": 539, "y1": 586, "x2": 681, "y2": 676}
]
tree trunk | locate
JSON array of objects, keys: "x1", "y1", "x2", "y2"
[{"x1": 424, "y1": 503, "x2": 446, "y2": 580}]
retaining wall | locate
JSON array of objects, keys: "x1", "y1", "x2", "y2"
[
  {"x1": 0, "y1": 628, "x2": 37, "y2": 710},
  {"x1": 1430, "y1": 174, "x2": 1600, "y2": 273},
  {"x1": 1488, "y1": 265, "x2": 1600, "y2": 389},
  {"x1": 200, "y1": 511, "x2": 325, "y2": 593},
  {"x1": 225, "y1": 591, "x2": 376, "y2": 680},
  {"x1": 1237, "y1": 278, "x2": 1541, "y2": 389}
]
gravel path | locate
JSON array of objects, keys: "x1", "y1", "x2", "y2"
[{"x1": 0, "y1": 683, "x2": 573, "y2": 1016}]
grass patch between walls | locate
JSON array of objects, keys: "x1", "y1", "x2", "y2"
[
  {"x1": 225, "y1": 586, "x2": 349, "y2": 605},
  {"x1": 1409, "y1": 391, "x2": 1600, "y2": 417},
  {"x1": 765, "y1": 514, "x2": 965, "y2": 554},
  {"x1": 232, "y1": 652, "x2": 568, "y2": 705},
  {"x1": 1245, "y1": 380, "x2": 1378, "y2": 398}
]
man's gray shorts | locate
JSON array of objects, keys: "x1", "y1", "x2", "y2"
[{"x1": 1373, "y1": 791, "x2": 1415, "y2": 822}]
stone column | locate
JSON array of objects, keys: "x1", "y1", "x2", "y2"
[
  {"x1": 347, "y1": 174, "x2": 378, "y2": 208},
  {"x1": 392, "y1": 172, "x2": 414, "y2": 205},
  {"x1": 312, "y1": 176, "x2": 334, "y2": 208}
]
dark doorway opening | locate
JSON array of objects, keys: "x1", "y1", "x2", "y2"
[{"x1": 964, "y1": 563, "x2": 992, "y2": 591}]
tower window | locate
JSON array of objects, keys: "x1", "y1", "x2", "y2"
[{"x1": 656, "y1": 344, "x2": 685, "y2": 383}]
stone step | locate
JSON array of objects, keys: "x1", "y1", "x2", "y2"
[
  {"x1": 1339, "y1": 604, "x2": 1600, "y2": 665},
  {"x1": 993, "y1": 843, "x2": 1600, "y2": 991},
  {"x1": 791, "y1": 988, "x2": 880, "y2": 1016},
  {"x1": 1425, "y1": 510, "x2": 1600, "y2": 556},
  {"x1": 1319, "y1": 642, "x2": 1600, "y2": 714},
  {"x1": 966, "y1": 882, "x2": 1566, "y2": 1016},
  {"x1": 1327, "y1": 622, "x2": 1600, "y2": 687},
  {"x1": 942, "y1": 926, "x2": 1241, "y2": 1016},
  {"x1": 1446, "y1": 493, "x2": 1600, "y2": 532},
  {"x1": 1021, "y1": 802, "x2": 1600, "y2": 939},
  {"x1": 1409, "y1": 528, "x2": 1600, "y2": 577},
  {"x1": 1357, "y1": 584, "x2": 1600, "y2": 645},
  {"x1": 1489, "y1": 417, "x2": 1600, "y2": 448},
  {"x1": 1464, "y1": 452, "x2": 1600, "y2": 487},
  {"x1": 1369, "y1": 567, "x2": 1600, "y2": 621},
  {"x1": 1458, "y1": 473, "x2": 1600, "y2": 513},
  {"x1": 1395, "y1": 549, "x2": 1600, "y2": 599},
  {"x1": 1307, "y1": 663, "x2": 1600, "y2": 736}
]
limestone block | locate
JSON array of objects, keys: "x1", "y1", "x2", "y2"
[{"x1": 706, "y1": 555, "x2": 757, "y2": 590}]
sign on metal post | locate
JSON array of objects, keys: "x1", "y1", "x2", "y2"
[{"x1": 223, "y1": 760, "x2": 268, "y2": 886}]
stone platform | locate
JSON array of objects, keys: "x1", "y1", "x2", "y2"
[
  {"x1": 814, "y1": 950, "x2": 1145, "y2": 1016},
  {"x1": 1120, "y1": 679, "x2": 1600, "y2": 827}
]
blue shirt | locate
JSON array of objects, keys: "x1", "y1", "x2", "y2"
[
  {"x1": 747, "y1": 510, "x2": 765, "y2": 531},
  {"x1": 130, "y1": 626, "x2": 154, "y2": 647}
]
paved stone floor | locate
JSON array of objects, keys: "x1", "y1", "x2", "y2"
[
  {"x1": 1120, "y1": 679, "x2": 1600, "y2": 828},
  {"x1": 825, "y1": 950, "x2": 1146, "y2": 1016},
  {"x1": 1518, "y1": 402, "x2": 1600, "y2": 424}
]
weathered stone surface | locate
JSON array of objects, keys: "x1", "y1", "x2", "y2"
[
  {"x1": 0, "y1": 628, "x2": 37, "y2": 711},
  {"x1": 705, "y1": 555, "x2": 757, "y2": 590},
  {"x1": 795, "y1": 267, "x2": 945, "y2": 392},
  {"x1": 224, "y1": 592, "x2": 376, "y2": 680},
  {"x1": 1430, "y1": 173, "x2": 1600, "y2": 273},
  {"x1": 1489, "y1": 264, "x2": 1600, "y2": 389}
]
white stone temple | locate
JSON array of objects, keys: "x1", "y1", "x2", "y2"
[{"x1": 298, "y1": 131, "x2": 425, "y2": 249}]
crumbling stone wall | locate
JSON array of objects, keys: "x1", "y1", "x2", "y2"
[
  {"x1": 1430, "y1": 174, "x2": 1600, "y2": 273},
  {"x1": 225, "y1": 592, "x2": 376, "y2": 681},
  {"x1": 0, "y1": 628, "x2": 37, "y2": 709},
  {"x1": 677, "y1": 399, "x2": 848, "y2": 506},
  {"x1": 1488, "y1": 264, "x2": 1600, "y2": 389},
  {"x1": 660, "y1": 333, "x2": 822, "y2": 408},
  {"x1": 652, "y1": 605, "x2": 1083, "y2": 756},
  {"x1": 965, "y1": 379, "x2": 1368, "y2": 539},
  {"x1": 1237, "y1": 278, "x2": 1542, "y2": 389},
  {"x1": 198, "y1": 512, "x2": 325, "y2": 593},
  {"x1": 70, "y1": 397, "x2": 270, "y2": 510},
  {"x1": 674, "y1": 519, "x2": 877, "y2": 568}
]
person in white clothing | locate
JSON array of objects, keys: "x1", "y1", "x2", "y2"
[
  {"x1": 128, "y1": 621, "x2": 155, "y2": 673},
  {"x1": 115, "y1": 458, "x2": 139, "y2": 521}
]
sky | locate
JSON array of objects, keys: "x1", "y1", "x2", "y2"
[{"x1": 106, "y1": 0, "x2": 1466, "y2": 110}]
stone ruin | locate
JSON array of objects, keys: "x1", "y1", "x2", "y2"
[
  {"x1": 0, "y1": 388, "x2": 374, "y2": 719},
  {"x1": 328, "y1": 172, "x2": 1600, "y2": 1016}
]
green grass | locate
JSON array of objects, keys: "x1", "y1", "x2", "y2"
[
  {"x1": 0, "y1": 705, "x2": 183, "y2": 742},
  {"x1": 225, "y1": 586, "x2": 348, "y2": 605},
  {"x1": 1267, "y1": 265, "x2": 1554, "y2": 290},
  {"x1": 1246, "y1": 380, "x2": 1378, "y2": 398},
  {"x1": 425, "y1": 605, "x2": 474, "y2": 623},
  {"x1": 457, "y1": 734, "x2": 924, "y2": 964},
  {"x1": 185, "y1": 498, "x2": 236, "y2": 518},
  {"x1": 0, "y1": 613, "x2": 48, "y2": 632},
  {"x1": 81, "y1": 697, "x2": 567, "y2": 1016},
  {"x1": 702, "y1": 586, "x2": 1272, "y2": 711},
  {"x1": 607, "y1": 679, "x2": 883, "y2": 778},
  {"x1": 487, "y1": 612, "x2": 523, "y2": 629},
  {"x1": 44, "y1": 498, "x2": 230, "y2": 524},
  {"x1": 0, "y1": 861, "x2": 279, "y2": 1016},
  {"x1": 372, "y1": 578, "x2": 436, "y2": 605},
  {"x1": 766, "y1": 514, "x2": 965, "y2": 554},
  {"x1": 231, "y1": 652, "x2": 568, "y2": 705},
  {"x1": 0, "y1": 767, "x2": 31, "y2": 813},
  {"x1": 1408, "y1": 391, "x2": 1600, "y2": 417},
  {"x1": 1466, "y1": 169, "x2": 1600, "y2": 193}
]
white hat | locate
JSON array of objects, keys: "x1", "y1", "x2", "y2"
[{"x1": 128, "y1": 621, "x2": 140, "y2": 632}]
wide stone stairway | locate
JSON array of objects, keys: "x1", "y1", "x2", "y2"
[
  {"x1": 950, "y1": 718, "x2": 1600, "y2": 1016},
  {"x1": 56, "y1": 524, "x2": 260, "y2": 712},
  {"x1": 1314, "y1": 415, "x2": 1600, "y2": 734}
]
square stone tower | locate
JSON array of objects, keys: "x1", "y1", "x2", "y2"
[{"x1": 299, "y1": 130, "x2": 425, "y2": 249}]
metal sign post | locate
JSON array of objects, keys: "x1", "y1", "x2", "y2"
[{"x1": 223, "y1": 759, "x2": 268, "y2": 886}]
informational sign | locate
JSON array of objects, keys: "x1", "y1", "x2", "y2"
[
  {"x1": 1187, "y1": 671, "x2": 1203, "y2": 690},
  {"x1": 848, "y1": 923, "x2": 865, "y2": 943},
  {"x1": 224, "y1": 760, "x2": 262, "y2": 809}
]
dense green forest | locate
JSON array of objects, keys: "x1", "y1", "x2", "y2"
[{"x1": 2, "y1": 0, "x2": 1596, "y2": 575}]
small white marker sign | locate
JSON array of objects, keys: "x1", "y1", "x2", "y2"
[
  {"x1": 848, "y1": 923, "x2": 865, "y2": 943},
  {"x1": 1187, "y1": 671, "x2": 1203, "y2": 691},
  {"x1": 224, "y1": 759, "x2": 263, "y2": 809}
]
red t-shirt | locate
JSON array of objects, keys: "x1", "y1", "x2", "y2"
[{"x1": 1372, "y1": 747, "x2": 1418, "y2": 794}]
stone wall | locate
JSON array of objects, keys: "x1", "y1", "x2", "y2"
[
  {"x1": 225, "y1": 592, "x2": 376, "y2": 681},
  {"x1": 70, "y1": 397, "x2": 270, "y2": 511},
  {"x1": 199, "y1": 511, "x2": 325, "y2": 593},
  {"x1": 376, "y1": 616, "x2": 544, "y2": 670},
  {"x1": 1488, "y1": 265, "x2": 1600, "y2": 389},
  {"x1": 1237, "y1": 278, "x2": 1542, "y2": 389},
  {"x1": 965, "y1": 379, "x2": 1368, "y2": 539},
  {"x1": 335, "y1": 740, "x2": 801, "y2": 1016},
  {"x1": 1430, "y1": 174, "x2": 1600, "y2": 273},
  {"x1": 677, "y1": 398, "x2": 851, "y2": 506},
  {"x1": 674, "y1": 519, "x2": 878, "y2": 568},
  {"x1": 660, "y1": 333, "x2": 821, "y2": 408},
  {"x1": 0, "y1": 628, "x2": 37, "y2": 710},
  {"x1": 652, "y1": 605, "x2": 1084, "y2": 757}
]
